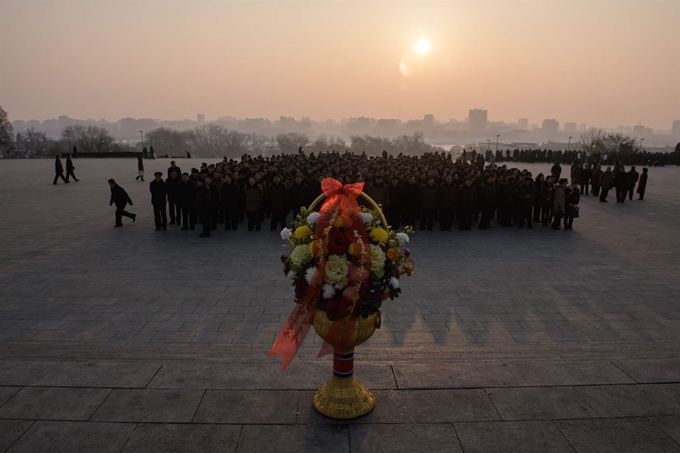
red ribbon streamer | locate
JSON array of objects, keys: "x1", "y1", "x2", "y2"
[{"x1": 321, "y1": 178, "x2": 364, "y2": 215}]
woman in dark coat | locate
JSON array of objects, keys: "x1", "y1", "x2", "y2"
[
  {"x1": 637, "y1": 168, "x2": 648, "y2": 200},
  {"x1": 136, "y1": 156, "x2": 145, "y2": 181},
  {"x1": 564, "y1": 180, "x2": 581, "y2": 230}
]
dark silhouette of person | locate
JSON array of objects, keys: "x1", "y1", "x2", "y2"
[
  {"x1": 166, "y1": 171, "x2": 182, "y2": 225},
  {"x1": 179, "y1": 173, "x2": 197, "y2": 230},
  {"x1": 108, "y1": 179, "x2": 135, "y2": 227},
  {"x1": 195, "y1": 178, "x2": 212, "y2": 237},
  {"x1": 149, "y1": 172, "x2": 168, "y2": 230},
  {"x1": 136, "y1": 156, "x2": 145, "y2": 181},
  {"x1": 167, "y1": 161, "x2": 182, "y2": 179},
  {"x1": 53, "y1": 155, "x2": 69, "y2": 184},
  {"x1": 65, "y1": 155, "x2": 79, "y2": 182},
  {"x1": 637, "y1": 168, "x2": 648, "y2": 200},
  {"x1": 72, "y1": 145, "x2": 78, "y2": 157}
]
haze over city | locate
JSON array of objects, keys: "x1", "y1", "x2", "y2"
[{"x1": 1, "y1": 0, "x2": 678, "y2": 131}]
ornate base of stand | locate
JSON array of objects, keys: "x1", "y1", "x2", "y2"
[{"x1": 313, "y1": 350, "x2": 375, "y2": 419}]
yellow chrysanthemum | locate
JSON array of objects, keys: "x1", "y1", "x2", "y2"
[
  {"x1": 369, "y1": 228, "x2": 388, "y2": 246},
  {"x1": 294, "y1": 225, "x2": 312, "y2": 240}
]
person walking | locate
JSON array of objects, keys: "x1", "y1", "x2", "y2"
[
  {"x1": 65, "y1": 155, "x2": 79, "y2": 182},
  {"x1": 637, "y1": 168, "x2": 648, "y2": 200},
  {"x1": 135, "y1": 156, "x2": 145, "y2": 181},
  {"x1": 626, "y1": 166, "x2": 639, "y2": 201},
  {"x1": 108, "y1": 179, "x2": 136, "y2": 227},
  {"x1": 599, "y1": 167, "x2": 613, "y2": 202},
  {"x1": 53, "y1": 155, "x2": 69, "y2": 184},
  {"x1": 149, "y1": 172, "x2": 168, "y2": 231}
]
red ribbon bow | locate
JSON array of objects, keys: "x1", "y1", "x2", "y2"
[{"x1": 321, "y1": 178, "x2": 364, "y2": 214}]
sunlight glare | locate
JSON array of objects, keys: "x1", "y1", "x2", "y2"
[{"x1": 414, "y1": 38, "x2": 431, "y2": 55}]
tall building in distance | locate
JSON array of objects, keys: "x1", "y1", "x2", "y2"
[
  {"x1": 564, "y1": 122, "x2": 577, "y2": 133},
  {"x1": 518, "y1": 118, "x2": 529, "y2": 130},
  {"x1": 423, "y1": 114, "x2": 434, "y2": 128},
  {"x1": 197, "y1": 113, "x2": 205, "y2": 124},
  {"x1": 468, "y1": 109, "x2": 487, "y2": 131},
  {"x1": 672, "y1": 119, "x2": 680, "y2": 136},
  {"x1": 542, "y1": 119, "x2": 560, "y2": 134}
]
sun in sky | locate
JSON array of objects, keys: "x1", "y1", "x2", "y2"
[{"x1": 413, "y1": 38, "x2": 431, "y2": 56}]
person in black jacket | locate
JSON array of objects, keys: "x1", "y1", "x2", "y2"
[
  {"x1": 53, "y1": 155, "x2": 69, "y2": 184},
  {"x1": 517, "y1": 176, "x2": 537, "y2": 229},
  {"x1": 205, "y1": 176, "x2": 220, "y2": 230},
  {"x1": 478, "y1": 175, "x2": 496, "y2": 230},
  {"x1": 268, "y1": 175, "x2": 289, "y2": 231},
  {"x1": 637, "y1": 167, "x2": 648, "y2": 200},
  {"x1": 136, "y1": 156, "x2": 145, "y2": 181},
  {"x1": 288, "y1": 175, "x2": 309, "y2": 222},
  {"x1": 614, "y1": 166, "x2": 628, "y2": 203},
  {"x1": 149, "y1": 172, "x2": 168, "y2": 230},
  {"x1": 178, "y1": 173, "x2": 196, "y2": 230},
  {"x1": 419, "y1": 177, "x2": 438, "y2": 231},
  {"x1": 564, "y1": 180, "x2": 581, "y2": 230},
  {"x1": 65, "y1": 155, "x2": 79, "y2": 182},
  {"x1": 166, "y1": 171, "x2": 182, "y2": 226},
  {"x1": 532, "y1": 174, "x2": 544, "y2": 222},
  {"x1": 221, "y1": 173, "x2": 241, "y2": 230},
  {"x1": 167, "y1": 161, "x2": 182, "y2": 180},
  {"x1": 626, "y1": 166, "x2": 639, "y2": 201},
  {"x1": 458, "y1": 177, "x2": 477, "y2": 231},
  {"x1": 437, "y1": 175, "x2": 457, "y2": 231},
  {"x1": 108, "y1": 179, "x2": 135, "y2": 227},
  {"x1": 401, "y1": 175, "x2": 420, "y2": 228},
  {"x1": 387, "y1": 176, "x2": 402, "y2": 230},
  {"x1": 195, "y1": 178, "x2": 212, "y2": 237}
]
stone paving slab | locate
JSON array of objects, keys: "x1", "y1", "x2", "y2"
[
  {"x1": 0, "y1": 361, "x2": 162, "y2": 388},
  {"x1": 6, "y1": 421, "x2": 134, "y2": 453},
  {"x1": 393, "y1": 360, "x2": 634, "y2": 389},
  {"x1": 0, "y1": 420, "x2": 32, "y2": 453},
  {"x1": 91, "y1": 389, "x2": 205, "y2": 423},
  {"x1": 486, "y1": 386, "x2": 598, "y2": 421},
  {"x1": 612, "y1": 358, "x2": 680, "y2": 383},
  {"x1": 193, "y1": 390, "x2": 299, "y2": 424},
  {"x1": 349, "y1": 424, "x2": 463, "y2": 453},
  {"x1": 454, "y1": 420, "x2": 576, "y2": 453},
  {"x1": 235, "y1": 424, "x2": 349, "y2": 453},
  {"x1": 0, "y1": 387, "x2": 110, "y2": 421},
  {"x1": 120, "y1": 423, "x2": 241, "y2": 453}
]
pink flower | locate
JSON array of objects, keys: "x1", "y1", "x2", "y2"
[
  {"x1": 343, "y1": 286, "x2": 357, "y2": 301},
  {"x1": 348, "y1": 264, "x2": 368, "y2": 283}
]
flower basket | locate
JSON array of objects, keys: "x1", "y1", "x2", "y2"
[{"x1": 268, "y1": 178, "x2": 413, "y2": 419}]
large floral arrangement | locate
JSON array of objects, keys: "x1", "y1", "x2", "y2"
[
  {"x1": 280, "y1": 200, "x2": 413, "y2": 321},
  {"x1": 269, "y1": 178, "x2": 413, "y2": 370}
]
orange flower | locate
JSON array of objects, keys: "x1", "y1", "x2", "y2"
[
  {"x1": 382, "y1": 292, "x2": 390, "y2": 300},
  {"x1": 404, "y1": 264, "x2": 413, "y2": 277},
  {"x1": 386, "y1": 248, "x2": 399, "y2": 262}
]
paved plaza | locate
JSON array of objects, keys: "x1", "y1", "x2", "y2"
[{"x1": 0, "y1": 157, "x2": 679, "y2": 452}]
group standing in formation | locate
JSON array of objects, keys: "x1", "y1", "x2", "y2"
[{"x1": 107, "y1": 151, "x2": 651, "y2": 235}]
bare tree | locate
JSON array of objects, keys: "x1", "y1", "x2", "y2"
[
  {"x1": 0, "y1": 106, "x2": 15, "y2": 157},
  {"x1": 61, "y1": 125, "x2": 118, "y2": 153}
]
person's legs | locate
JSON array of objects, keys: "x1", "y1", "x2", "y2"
[
  {"x1": 182, "y1": 208, "x2": 189, "y2": 230},
  {"x1": 426, "y1": 209, "x2": 434, "y2": 231},
  {"x1": 115, "y1": 207, "x2": 124, "y2": 226},
  {"x1": 160, "y1": 204, "x2": 167, "y2": 229},
  {"x1": 168, "y1": 202, "x2": 176, "y2": 224},
  {"x1": 153, "y1": 205, "x2": 162, "y2": 230},
  {"x1": 600, "y1": 188, "x2": 608, "y2": 202},
  {"x1": 200, "y1": 214, "x2": 211, "y2": 237},
  {"x1": 525, "y1": 208, "x2": 533, "y2": 228},
  {"x1": 247, "y1": 211, "x2": 255, "y2": 231}
]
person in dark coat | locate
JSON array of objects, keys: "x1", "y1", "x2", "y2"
[
  {"x1": 221, "y1": 173, "x2": 241, "y2": 230},
  {"x1": 579, "y1": 164, "x2": 591, "y2": 196},
  {"x1": 53, "y1": 155, "x2": 68, "y2": 184},
  {"x1": 136, "y1": 156, "x2": 145, "y2": 181},
  {"x1": 458, "y1": 177, "x2": 477, "y2": 231},
  {"x1": 205, "y1": 176, "x2": 220, "y2": 230},
  {"x1": 478, "y1": 175, "x2": 496, "y2": 230},
  {"x1": 364, "y1": 175, "x2": 389, "y2": 211},
  {"x1": 591, "y1": 165, "x2": 602, "y2": 196},
  {"x1": 244, "y1": 176, "x2": 264, "y2": 231},
  {"x1": 532, "y1": 174, "x2": 544, "y2": 222},
  {"x1": 517, "y1": 176, "x2": 537, "y2": 228},
  {"x1": 65, "y1": 155, "x2": 79, "y2": 182},
  {"x1": 599, "y1": 167, "x2": 613, "y2": 202},
  {"x1": 550, "y1": 162, "x2": 562, "y2": 179},
  {"x1": 626, "y1": 166, "x2": 639, "y2": 201},
  {"x1": 614, "y1": 165, "x2": 627, "y2": 203},
  {"x1": 401, "y1": 175, "x2": 421, "y2": 228},
  {"x1": 437, "y1": 175, "x2": 457, "y2": 231},
  {"x1": 288, "y1": 175, "x2": 309, "y2": 221},
  {"x1": 564, "y1": 180, "x2": 581, "y2": 230},
  {"x1": 178, "y1": 173, "x2": 196, "y2": 230},
  {"x1": 637, "y1": 167, "x2": 648, "y2": 200},
  {"x1": 268, "y1": 175, "x2": 289, "y2": 231},
  {"x1": 387, "y1": 176, "x2": 402, "y2": 230},
  {"x1": 166, "y1": 171, "x2": 182, "y2": 225},
  {"x1": 540, "y1": 177, "x2": 554, "y2": 226},
  {"x1": 108, "y1": 179, "x2": 135, "y2": 227},
  {"x1": 194, "y1": 178, "x2": 212, "y2": 237},
  {"x1": 167, "y1": 161, "x2": 182, "y2": 180},
  {"x1": 149, "y1": 172, "x2": 168, "y2": 230},
  {"x1": 419, "y1": 177, "x2": 438, "y2": 231}
]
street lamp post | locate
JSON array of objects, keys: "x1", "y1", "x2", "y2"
[
  {"x1": 496, "y1": 135, "x2": 500, "y2": 153},
  {"x1": 486, "y1": 139, "x2": 491, "y2": 151},
  {"x1": 568, "y1": 136, "x2": 572, "y2": 151}
]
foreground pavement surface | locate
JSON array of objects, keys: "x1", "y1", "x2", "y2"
[{"x1": 0, "y1": 158, "x2": 679, "y2": 452}]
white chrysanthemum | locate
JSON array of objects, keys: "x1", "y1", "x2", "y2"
[
  {"x1": 389, "y1": 277, "x2": 399, "y2": 289},
  {"x1": 289, "y1": 244, "x2": 312, "y2": 270},
  {"x1": 396, "y1": 232, "x2": 410, "y2": 244},
  {"x1": 286, "y1": 270, "x2": 295, "y2": 279},
  {"x1": 324, "y1": 254, "x2": 349, "y2": 287},
  {"x1": 305, "y1": 267, "x2": 317, "y2": 284},
  {"x1": 361, "y1": 213, "x2": 373, "y2": 224},
  {"x1": 280, "y1": 228, "x2": 292, "y2": 240},
  {"x1": 322, "y1": 283, "x2": 335, "y2": 299},
  {"x1": 370, "y1": 244, "x2": 386, "y2": 273},
  {"x1": 306, "y1": 212, "x2": 320, "y2": 225}
]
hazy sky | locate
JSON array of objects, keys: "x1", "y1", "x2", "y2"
[{"x1": 1, "y1": 0, "x2": 678, "y2": 129}]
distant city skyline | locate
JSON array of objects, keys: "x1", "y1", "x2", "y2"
[{"x1": 1, "y1": 0, "x2": 678, "y2": 132}]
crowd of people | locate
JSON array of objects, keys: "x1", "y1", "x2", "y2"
[
  {"x1": 481, "y1": 147, "x2": 677, "y2": 167},
  {"x1": 105, "y1": 151, "x2": 651, "y2": 236}
]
